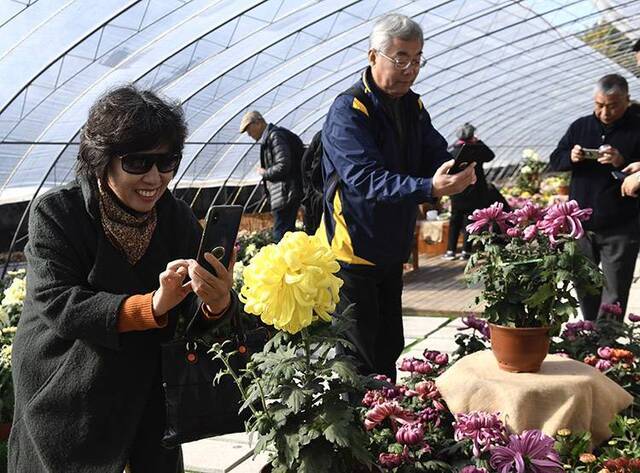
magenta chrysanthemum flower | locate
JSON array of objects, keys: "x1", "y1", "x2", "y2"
[
  {"x1": 395, "y1": 422, "x2": 425, "y2": 445},
  {"x1": 597, "y1": 346, "x2": 613, "y2": 359},
  {"x1": 510, "y1": 202, "x2": 545, "y2": 227},
  {"x1": 490, "y1": 430, "x2": 563, "y2": 473},
  {"x1": 454, "y1": 412, "x2": 508, "y2": 458},
  {"x1": 460, "y1": 467, "x2": 488, "y2": 473},
  {"x1": 467, "y1": 202, "x2": 511, "y2": 234},
  {"x1": 523, "y1": 224, "x2": 539, "y2": 241},
  {"x1": 378, "y1": 452, "x2": 403, "y2": 468},
  {"x1": 398, "y1": 357, "x2": 433, "y2": 374},
  {"x1": 537, "y1": 200, "x2": 591, "y2": 244},
  {"x1": 600, "y1": 302, "x2": 623, "y2": 316},
  {"x1": 629, "y1": 313, "x2": 640, "y2": 322}
]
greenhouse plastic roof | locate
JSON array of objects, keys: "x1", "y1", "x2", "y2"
[{"x1": 1, "y1": 0, "x2": 639, "y2": 204}]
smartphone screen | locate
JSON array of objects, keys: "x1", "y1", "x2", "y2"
[{"x1": 197, "y1": 205, "x2": 243, "y2": 275}]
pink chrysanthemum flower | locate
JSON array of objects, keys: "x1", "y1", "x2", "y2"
[
  {"x1": 467, "y1": 202, "x2": 510, "y2": 234},
  {"x1": 537, "y1": 200, "x2": 591, "y2": 244},
  {"x1": 454, "y1": 412, "x2": 508, "y2": 458},
  {"x1": 490, "y1": 430, "x2": 563, "y2": 473},
  {"x1": 364, "y1": 401, "x2": 415, "y2": 430},
  {"x1": 510, "y1": 202, "x2": 545, "y2": 227}
]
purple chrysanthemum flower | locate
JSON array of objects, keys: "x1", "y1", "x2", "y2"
[
  {"x1": 459, "y1": 314, "x2": 491, "y2": 340},
  {"x1": 537, "y1": 200, "x2": 591, "y2": 244},
  {"x1": 490, "y1": 430, "x2": 563, "y2": 473},
  {"x1": 560, "y1": 320, "x2": 597, "y2": 341},
  {"x1": 629, "y1": 313, "x2": 640, "y2": 322},
  {"x1": 467, "y1": 202, "x2": 511, "y2": 234},
  {"x1": 417, "y1": 407, "x2": 442, "y2": 427},
  {"x1": 454, "y1": 412, "x2": 508, "y2": 458}
]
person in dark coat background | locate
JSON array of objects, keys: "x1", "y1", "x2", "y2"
[
  {"x1": 550, "y1": 74, "x2": 640, "y2": 321},
  {"x1": 443, "y1": 122, "x2": 495, "y2": 260},
  {"x1": 239, "y1": 110, "x2": 303, "y2": 242},
  {"x1": 8, "y1": 86, "x2": 237, "y2": 473}
]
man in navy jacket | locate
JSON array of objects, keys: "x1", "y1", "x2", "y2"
[
  {"x1": 550, "y1": 74, "x2": 640, "y2": 321},
  {"x1": 318, "y1": 14, "x2": 475, "y2": 380}
]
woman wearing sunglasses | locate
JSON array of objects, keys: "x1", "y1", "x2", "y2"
[{"x1": 8, "y1": 86, "x2": 237, "y2": 472}]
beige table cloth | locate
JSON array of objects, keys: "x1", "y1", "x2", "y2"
[{"x1": 436, "y1": 350, "x2": 633, "y2": 446}]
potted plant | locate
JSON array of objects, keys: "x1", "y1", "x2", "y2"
[
  {"x1": 464, "y1": 200, "x2": 603, "y2": 372},
  {"x1": 211, "y1": 232, "x2": 375, "y2": 473},
  {"x1": 0, "y1": 269, "x2": 26, "y2": 440}
]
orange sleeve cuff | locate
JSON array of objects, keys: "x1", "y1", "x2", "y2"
[{"x1": 117, "y1": 292, "x2": 168, "y2": 333}]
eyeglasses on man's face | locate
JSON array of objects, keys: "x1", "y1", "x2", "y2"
[{"x1": 376, "y1": 50, "x2": 427, "y2": 70}]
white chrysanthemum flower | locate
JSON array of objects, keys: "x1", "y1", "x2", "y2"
[{"x1": 2, "y1": 277, "x2": 26, "y2": 307}]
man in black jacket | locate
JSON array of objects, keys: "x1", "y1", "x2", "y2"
[
  {"x1": 550, "y1": 74, "x2": 640, "y2": 321},
  {"x1": 240, "y1": 111, "x2": 302, "y2": 241}
]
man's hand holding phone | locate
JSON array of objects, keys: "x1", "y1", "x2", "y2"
[
  {"x1": 432, "y1": 159, "x2": 476, "y2": 198},
  {"x1": 597, "y1": 145, "x2": 624, "y2": 167}
]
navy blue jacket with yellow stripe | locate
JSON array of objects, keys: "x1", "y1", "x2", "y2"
[{"x1": 318, "y1": 68, "x2": 451, "y2": 266}]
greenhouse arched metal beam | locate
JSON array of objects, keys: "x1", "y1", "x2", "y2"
[{"x1": 0, "y1": 0, "x2": 140, "y2": 112}]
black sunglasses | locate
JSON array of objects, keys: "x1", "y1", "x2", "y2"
[{"x1": 119, "y1": 152, "x2": 182, "y2": 175}]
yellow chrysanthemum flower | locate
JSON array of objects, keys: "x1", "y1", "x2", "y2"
[{"x1": 239, "y1": 231, "x2": 343, "y2": 334}]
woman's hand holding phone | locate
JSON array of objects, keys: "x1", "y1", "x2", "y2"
[
  {"x1": 188, "y1": 247, "x2": 237, "y2": 315},
  {"x1": 153, "y1": 259, "x2": 193, "y2": 316}
]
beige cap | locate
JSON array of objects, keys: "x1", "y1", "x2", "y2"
[{"x1": 239, "y1": 110, "x2": 264, "y2": 133}]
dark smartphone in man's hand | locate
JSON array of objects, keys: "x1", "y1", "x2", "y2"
[
  {"x1": 197, "y1": 205, "x2": 243, "y2": 276},
  {"x1": 611, "y1": 170, "x2": 628, "y2": 181},
  {"x1": 447, "y1": 143, "x2": 495, "y2": 174}
]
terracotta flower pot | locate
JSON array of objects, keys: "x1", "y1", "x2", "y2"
[{"x1": 489, "y1": 324, "x2": 550, "y2": 373}]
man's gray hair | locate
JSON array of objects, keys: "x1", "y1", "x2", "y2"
[
  {"x1": 456, "y1": 122, "x2": 476, "y2": 140},
  {"x1": 369, "y1": 13, "x2": 424, "y2": 52},
  {"x1": 595, "y1": 74, "x2": 629, "y2": 96}
]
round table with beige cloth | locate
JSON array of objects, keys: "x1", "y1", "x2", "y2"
[{"x1": 435, "y1": 350, "x2": 633, "y2": 446}]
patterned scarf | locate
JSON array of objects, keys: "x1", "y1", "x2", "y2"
[{"x1": 98, "y1": 183, "x2": 157, "y2": 265}]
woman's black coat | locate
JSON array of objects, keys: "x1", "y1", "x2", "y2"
[{"x1": 8, "y1": 176, "x2": 225, "y2": 472}]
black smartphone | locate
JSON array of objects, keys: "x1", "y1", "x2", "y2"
[
  {"x1": 448, "y1": 143, "x2": 495, "y2": 174},
  {"x1": 611, "y1": 170, "x2": 628, "y2": 181},
  {"x1": 197, "y1": 205, "x2": 243, "y2": 276}
]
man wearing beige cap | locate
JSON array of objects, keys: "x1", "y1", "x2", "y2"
[{"x1": 240, "y1": 111, "x2": 303, "y2": 241}]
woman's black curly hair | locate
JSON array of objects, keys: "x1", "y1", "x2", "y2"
[{"x1": 76, "y1": 85, "x2": 188, "y2": 179}]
